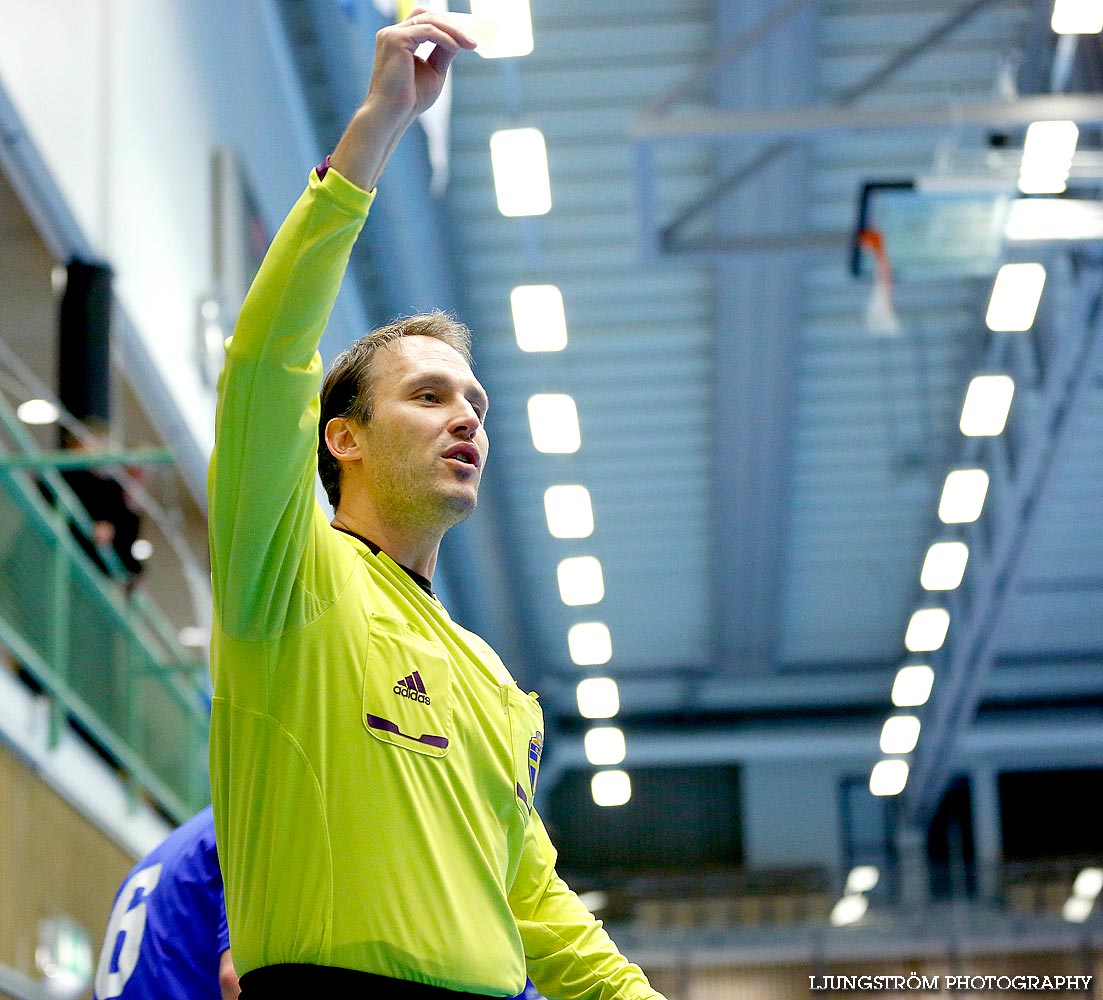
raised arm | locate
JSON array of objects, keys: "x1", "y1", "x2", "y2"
[
  {"x1": 208, "y1": 10, "x2": 475, "y2": 641},
  {"x1": 330, "y1": 8, "x2": 476, "y2": 190}
]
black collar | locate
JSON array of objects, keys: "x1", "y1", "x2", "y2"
[{"x1": 331, "y1": 525, "x2": 437, "y2": 600}]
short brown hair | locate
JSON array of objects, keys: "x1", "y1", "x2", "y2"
[{"x1": 317, "y1": 311, "x2": 473, "y2": 509}]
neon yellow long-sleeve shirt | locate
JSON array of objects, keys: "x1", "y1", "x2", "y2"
[{"x1": 208, "y1": 165, "x2": 663, "y2": 1000}]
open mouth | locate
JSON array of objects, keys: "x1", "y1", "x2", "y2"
[{"x1": 443, "y1": 445, "x2": 480, "y2": 468}]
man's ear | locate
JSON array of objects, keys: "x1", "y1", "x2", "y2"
[{"x1": 324, "y1": 416, "x2": 364, "y2": 464}]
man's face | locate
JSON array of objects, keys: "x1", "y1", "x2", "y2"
[{"x1": 354, "y1": 336, "x2": 489, "y2": 530}]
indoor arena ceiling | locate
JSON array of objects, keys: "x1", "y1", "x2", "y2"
[
  {"x1": 266, "y1": 0, "x2": 1103, "y2": 825},
  {"x1": 2, "y1": 0, "x2": 1098, "y2": 830}
]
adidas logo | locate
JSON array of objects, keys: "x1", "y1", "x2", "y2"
[{"x1": 393, "y1": 671, "x2": 431, "y2": 705}]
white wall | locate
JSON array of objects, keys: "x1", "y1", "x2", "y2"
[{"x1": 0, "y1": 0, "x2": 367, "y2": 475}]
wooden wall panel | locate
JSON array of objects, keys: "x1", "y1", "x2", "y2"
[{"x1": 0, "y1": 744, "x2": 134, "y2": 995}]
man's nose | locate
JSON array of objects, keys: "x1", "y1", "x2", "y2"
[{"x1": 449, "y1": 400, "x2": 481, "y2": 438}]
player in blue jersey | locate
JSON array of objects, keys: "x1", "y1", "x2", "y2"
[{"x1": 93, "y1": 806, "x2": 239, "y2": 1000}]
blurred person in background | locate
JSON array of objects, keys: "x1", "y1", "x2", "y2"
[{"x1": 57, "y1": 426, "x2": 144, "y2": 585}]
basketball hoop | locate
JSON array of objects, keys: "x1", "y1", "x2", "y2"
[{"x1": 858, "y1": 228, "x2": 902, "y2": 337}]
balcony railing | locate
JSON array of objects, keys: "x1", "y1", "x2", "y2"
[{"x1": 0, "y1": 397, "x2": 209, "y2": 822}]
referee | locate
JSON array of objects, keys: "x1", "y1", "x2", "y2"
[{"x1": 208, "y1": 9, "x2": 665, "y2": 1000}]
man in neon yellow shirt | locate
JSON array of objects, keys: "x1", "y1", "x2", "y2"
[{"x1": 208, "y1": 9, "x2": 666, "y2": 999}]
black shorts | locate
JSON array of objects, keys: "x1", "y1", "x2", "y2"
[{"x1": 239, "y1": 965, "x2": 502, "y2": 999}]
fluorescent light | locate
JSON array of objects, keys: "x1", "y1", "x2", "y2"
[
  {"x1": 557, "y1": 556, "x2": 604, "y2": 606},
  {"x1": 1007, "y1": 198, "x2": 1103, "y2": 241},
  {"x1": 584, "y1": 726, "x2": 626, "y2": 766},
  {"x1": 1019, "y1": 121, "x2": 1078, "y2": 194},
  {"x1": 591, "y1": 769, "x2": 631, "y2": 806},
  {"x1": 960, "y1": 375, "x2": 1014, "y2": 437},
  {"x1": 511, "y1": 284, "x2": 567, "y2": 352},
  {"x1": 892, "y1": 665, "x2": 934, "y2": 708},
  {"x1": 438, "y1": 11, "x2": 495, "y2": 48},
  {"x1": 527, "y1": 394, "x2": 580, "y2": 453},
  {"x1": 869, "y1": 759, "x2": 909, "y2": 796},
  {"x1": 829, "y1": 894, "x2": 868, "y2": 926},
  {"x1": 939, "y1": 469, "x2": 989, "y2": 524},
  {"x1": 1051, "y1": 0, "x2": 1103, "y2": 34},
  {"x1": 1073, "y1": 867, "x2": 1103, "y2": 900},
  {"x1": 576, "y1": 677, "x2": 619, "y2": 719},
  {"x1": 577, "y1": 890, "x2": 608, "y2": 913},
  {"x1": 545, "y1": 485, "x2": 594, "y2": 538},
  {"x1": 178, "y1": 626, "x2": 209, "y2": 648},
  {"x1": 986, "y1": 263, "x2": 1046, "y2": 332},
  {"x1": 1063, "y1": 895, "x2": 1095, "y2": 922},
  {"x1": 490, "y1": 128, "x2": 551, "y2": 217},
  {"x1": 1018, "y1": 174, "x2": 1069, "y2": 196},
  {"x1": 880, "y1": 715, "x2": 921, "y2": 755},
  {"x1": 16, "y1": 399, "x2": 60, "y2": 425},
  {"x1": 467, "y1": 0, "x2": 534, "y2": 58},
  {"x1": 905, "y1": 608, "x2": 950, "y2": 652},
  {"x1": 920, "y1": 541, "x2": 970, "y2": 591},
  {"x1": 845, "y1": 865, "x2": 880, "y2": 894},
  {"x1": 568, "y1": 622, "x2": 612, "y2": 666}
]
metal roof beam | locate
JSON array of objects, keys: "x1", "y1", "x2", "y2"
[
  {"x1": 645, "y1": 0, "x2": 815, "y2": 118},
  {"x1": 707, "y1": 0, "x2": 814, "y2": 673},
  {"x1": 637, "y1": 0, "x2": 1015, "y2": 255},
  {"x1": 634, "y1": 93, "x2": 1103, "y2": 144},
  {"x1": 538, "y1": 657, "x2": 1103, "y2": 717},
  {"x1": 548, "y1": 709, "x2": 1103, "y2": 771}
]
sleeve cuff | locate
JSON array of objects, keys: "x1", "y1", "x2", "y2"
[{"x1": 310, "y1": 156, "x2": 376, "y2": 214}]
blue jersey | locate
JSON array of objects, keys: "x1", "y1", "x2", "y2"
[{"x1": 94, "y1": 806, "x2": 228, "y2": 1000}]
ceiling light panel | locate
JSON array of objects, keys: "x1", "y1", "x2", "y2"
[
  {"x1": 960, "y1": 375, "x2": 1015, "y2": 437},
  {"x1": 527, "y1": 394, "x2": 580, "y2": 453},
  {"x1": 829, "y1": 894, "x2": 868, "y2": 926},
  {"x1": 1063, "y1": 896, "x2": 1095, "y2": 922},
  {"x1": 467, "y1": 0, "x2": 534, "y2": 58},
  {"x1": 985, "y1": 263, "x2": 1046, "y2": 331},
  {"x1": 584, "y1": 727, "x2": 626, "y2": 766},
  {"x1": 511, "y1": 284, "x2": 568, "y2": 352},
  {"x1": 845, "y1": 866, "x2": 880, "y2": 894},
  {"x1": 591, "y1": 769, "x2": 631, "y2": 806},
  {"x1": 920, "y1": 541, "x2": 970, "y2": 591},
  {"x1": 557, "y1": 556, "x2": 604, "y2": 606},
  {"x1": 16, "y1": 399, "x2": 60, "y2": 425},
  {"x1": 1051, "y1": 0, "x2": 1103, "y2": 34},
  {"x1": 939, "y1": 469, "x2": 989, "y2": 524},
  {"x1": 892, "y1": 665, "x2": 935, "y2": 708},
  {"x1": 905, "y1": 608, "x2": 950, "y2": 652},
  {"x1": 1006, "y1": 198, "x2": 1103, "y2": 241},
  {"x1": 880, "y1": 715, "x2": 921, "y2": 755},
  {"x1": 544, "y1": 485, "x2": 594, "y2": 538},
  {"x1": 869, "y1": 759, "x2": 909, "y2": 796},
  {"x1": 1019, "y1": 121, "x2": 1078, "y2": 194},
  {"x1": 1073, "y1": 868, "x2": 1103, "y2": 900},
  {"x1": 576, "y1": 677, "x2": 619, "y2": 719},
  {"x1": 490, "y1": 128, "x2": 551, "y2": 217},
  {"x1": 568, "y1": 622, "x2": 612, "y2": 666}
]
